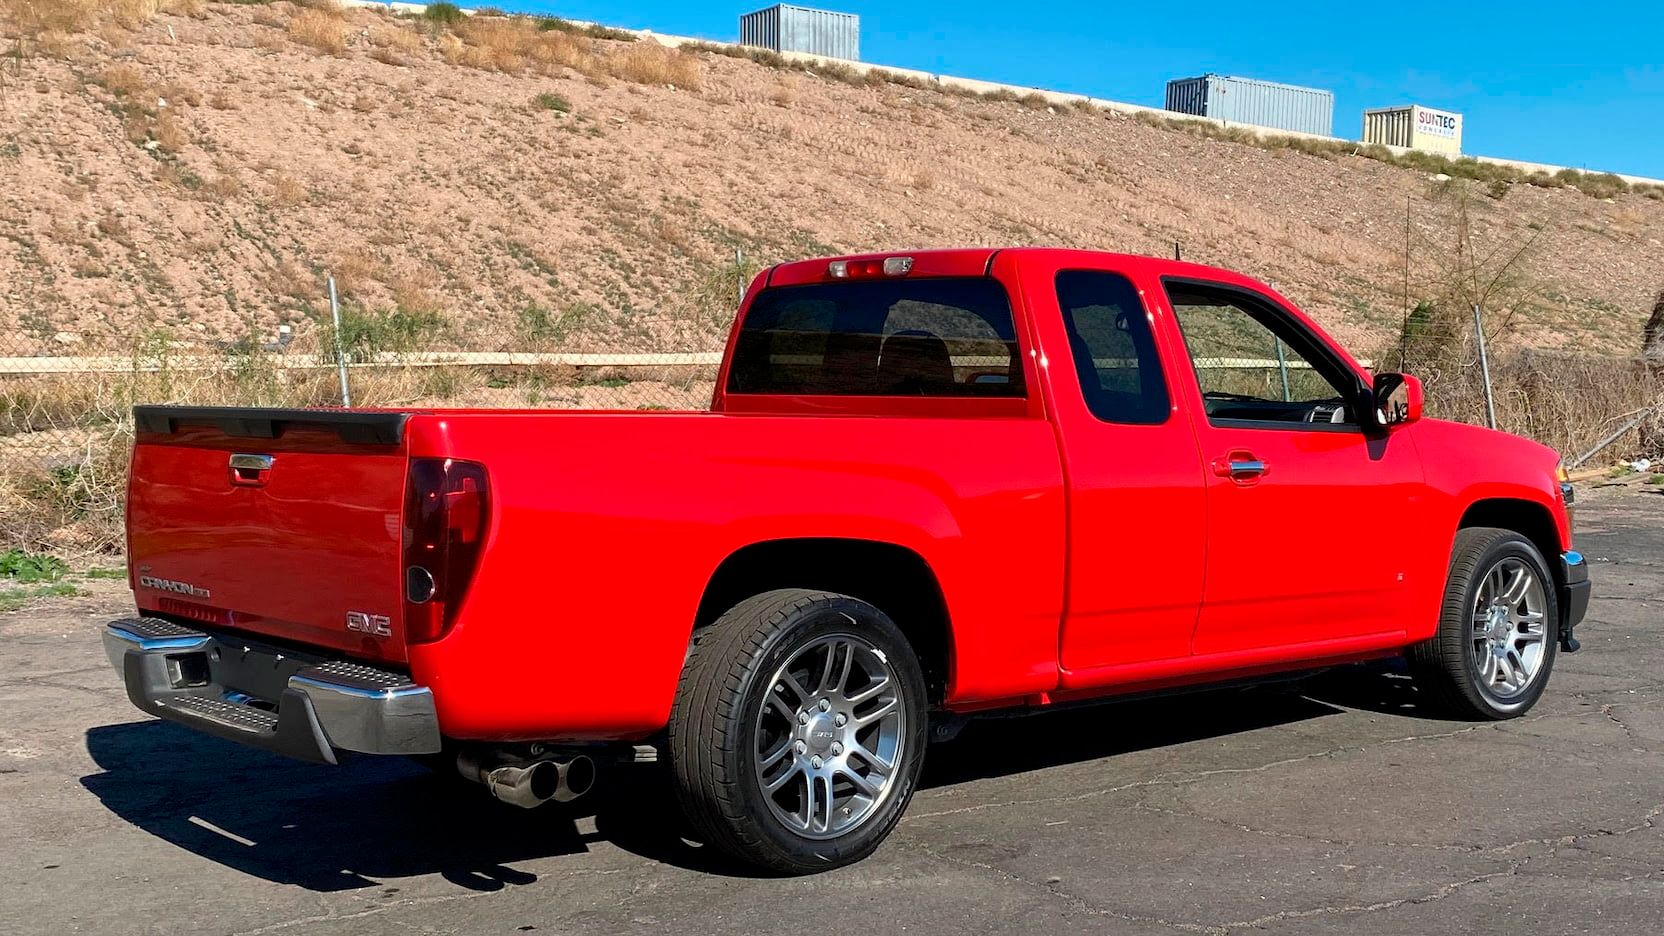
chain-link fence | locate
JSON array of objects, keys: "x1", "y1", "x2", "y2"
[{"x1": 2, "y1": 274, "x2": 1659, "y2": 555}]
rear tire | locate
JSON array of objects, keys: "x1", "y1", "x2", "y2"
[
  {"x1": 668, "y1": 589, "x2": 928, "y2": 874},
  {"x1": 1409, "y1": 527, "x2": 1558, "y2": 719}
]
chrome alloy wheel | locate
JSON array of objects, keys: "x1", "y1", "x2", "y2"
[
  {"x1": 753, "y1": 631, "x2": 906, "y2": 840},
  {"x1": 1471, "y1": 557, "x2": 1550, "y2": 700}
]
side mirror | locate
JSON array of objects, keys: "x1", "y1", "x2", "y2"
[{"x1": 1370, "y1": 372, "x2": 1423, "y2": 428}]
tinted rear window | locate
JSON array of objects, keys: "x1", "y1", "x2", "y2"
[{"x1": 726, "y1": 278, "x2": 1024, "y2": 397}]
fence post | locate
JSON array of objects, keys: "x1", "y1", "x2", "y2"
[
  {"x1": 1472, "y1": 303, "x2": 1496, "y2": 429},
  {"x1": 329, "y1": 276, "x2": 351, "y2": 407},
  {"x1": 735, "y1": 248, "x2": 745, "y2": 304}
]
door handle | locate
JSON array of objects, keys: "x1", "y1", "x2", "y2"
[
  {"x1": 1212, "y1": 451, "x2": 1268, "y2": 481},
  {"x1": 229, "y1": 453, "x2": 274, "y2": 487}
]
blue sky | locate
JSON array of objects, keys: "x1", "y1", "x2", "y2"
[{"x1": 517, "y1": 1, "x2": 1664, "y2": 179}]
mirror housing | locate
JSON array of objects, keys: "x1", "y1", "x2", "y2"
[{"x1": 1368, "y1": 372, "x2": 1423, "y2": 428}]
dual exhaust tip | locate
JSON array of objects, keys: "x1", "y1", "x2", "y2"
[{"x1": 458, "y1": 750, "x2": 597, "y2": 809}]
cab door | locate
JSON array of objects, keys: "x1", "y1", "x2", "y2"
[
  {"x1": 1019, "y1": 253, "x2": 1210, "y2": 680},
  {"x1": 1157, "y1": 278, "x2": 1426, "y2": 657}
]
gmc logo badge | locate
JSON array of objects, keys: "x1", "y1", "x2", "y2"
[{"x1": 346, "y1": 611, "x2": 392, "y2": 638}]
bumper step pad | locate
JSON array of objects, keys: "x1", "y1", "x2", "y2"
[{"x1": 105, "y1": 618, "x2": 440, "y2": 764}]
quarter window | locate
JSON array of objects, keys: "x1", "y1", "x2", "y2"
[{"x1": 1055, "y1": 271, "x2": 1169, "y2": 425}]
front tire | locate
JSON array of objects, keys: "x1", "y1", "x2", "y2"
[
  {"x1": 668, "y1": 589, "x2": 928, "y2": 874},
  {"x1": 1409, "y1": 527, "x2": 1559, "y2": 719}
]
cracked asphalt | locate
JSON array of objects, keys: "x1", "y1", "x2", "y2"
[{"x1": 3, "y1": 491, "x2": 1661, "y2": 935}]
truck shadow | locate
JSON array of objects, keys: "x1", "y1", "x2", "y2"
[{"x1": 79, "y1": 669, "x2": 1438, "y2": 886}]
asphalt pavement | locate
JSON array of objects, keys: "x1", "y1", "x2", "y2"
[{"x1": 2, "y1": 491, "x2": 1660, "y2": 935}]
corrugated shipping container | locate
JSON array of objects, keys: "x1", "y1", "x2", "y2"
[
  {"x1": 1164, "y1": 74, "x2": 1334, "y2": 137},
  {"x1": 1363, "y1": 105, "x2": 1462, "y2": 155},
  {"x1": 740, "y1": 4, "x2": 859, "y2": 61}
]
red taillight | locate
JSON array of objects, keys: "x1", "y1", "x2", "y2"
[
  {"x1": 403, "y1": 458, "x2": 490, "y2": 644},
  {"x1": 828, "y1": 256, "x2": 914, "y2": 279}
]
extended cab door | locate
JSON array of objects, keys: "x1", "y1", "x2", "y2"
[
  {"x1": 1156, "y1": 278, "x2": 1426, "y2": 657},
  {"x1": 1017, "y1": 253, "x2": 1210, "y2": 679}
]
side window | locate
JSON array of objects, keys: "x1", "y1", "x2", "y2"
[
  {"x1": 1166, "y1": 283, "x2": 1357, "y2": 427},
  {"x1": 1056, "y1": 270, "x2": 1169, "y2": 425}
]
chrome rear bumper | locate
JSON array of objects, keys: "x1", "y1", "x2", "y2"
[{"x1": 103, "y1": 618, "x2": 440, "y2": 764}]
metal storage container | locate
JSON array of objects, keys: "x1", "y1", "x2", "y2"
[
  {"x1": 1164, "y1": 74, "x2": 1335, "y2": 137},
  {"x1": 1363, "y1": 105, "x2": 1462, "y2": 155},
  {"x1": 740, "y1": 4, "x2": 860, "y2": 61}
]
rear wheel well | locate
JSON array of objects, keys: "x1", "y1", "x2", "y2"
[
  {"x1": 696, "y1": 539, "x2": 951, "y2": 702},
  {"x1": 1458, "y1": 498, "x2": 1561, "y2": 578}
]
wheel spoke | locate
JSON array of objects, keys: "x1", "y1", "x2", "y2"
[
  {"x1": 845, "y1": 674, "x2": 891, "y2": 706},
  {"x1": 776, "y1": 671, "x2": 812, "y2": 708},
  {"x1": 1502, "y1": 565, "x2": 1531, "y2": 607},
  {"x1": 1497, "y1": 652, "x2": 1520, "y2": 691},
  {"x1": 855, "y1": 696, "x2": 898, "y2": 726},
  {"x1": 766, "y1": 761, "x2": 803, "y2": 794},
  {"x1": 839, "y1": 764, "x2": 883, "y2": 798},
  {"x1": 1514, "y1": 629, "x2": 1545, "y2": 646},
  {"x1": 819, "y1": 639, "x2": 854, "y2": 695},
  {"x1": 850, "y1": 741, "x2": 895, "y2": 772},
  {"x1": 1484, "y1": 565, "x2": 1505, "y2": 603},
  {"x1": 806, "y1": 775, "x2": 832, "y2": 834},
  {"x1": 765, "y1": 688, "x2": 797, "y2": 724},
  {"x1": 760, "y1": 738, "x2": 793, "y2": 770},
  {"x1": 1478, "y1": 650, "x2": 1498, "y2": 686}
]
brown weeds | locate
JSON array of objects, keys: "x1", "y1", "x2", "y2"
[
  {"x1": 267, "y1": 174, "x2": 308, "y2": 207},
  {"x1": 607, "y1": 41, "x2": 700, "y2": 88},
  {"x1": 287, "y1": 7, "x2": 346, "y2": 55}
]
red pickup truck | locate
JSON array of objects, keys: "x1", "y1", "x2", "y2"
[{"x1": 106, "y1": 248, "x2": 1587, "y2": 873}]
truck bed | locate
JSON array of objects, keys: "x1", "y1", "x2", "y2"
[{"x1": 126, "y1": 404, "x2": 1068, "y2": 740}]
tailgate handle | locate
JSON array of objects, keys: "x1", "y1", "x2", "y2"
[{"x1": 229, "y1": 453, "x2": 274, "y2": 487}]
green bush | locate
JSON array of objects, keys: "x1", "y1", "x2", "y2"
[
  {"x1": 422, "y1": 3, "x2": 466, "y2": 26},
  {"x1": 0, "y1": 548, "x2": 70, "y2": 583},
  {"x1": 534, "y1": 92, "x2": 571, "y2": 113}
]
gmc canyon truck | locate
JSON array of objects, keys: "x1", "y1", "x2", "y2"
[{"x1": 105, "y1": 248, "x2": 1588, "y2": 873}]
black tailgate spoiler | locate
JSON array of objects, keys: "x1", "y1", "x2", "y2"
[{"x1": 133, "y1": 406, "x2": 410, "y2": 446}]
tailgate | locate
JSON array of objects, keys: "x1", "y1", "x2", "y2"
[{"x1": 127, "y1": 406, "x2": 413, "y2": 663}]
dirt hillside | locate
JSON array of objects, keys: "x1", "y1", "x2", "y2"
[{"x1": 2, "y1": 1, "x2": 1663, "y2": 358}]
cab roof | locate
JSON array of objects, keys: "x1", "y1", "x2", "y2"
[{"x1": 764, "y1": 247, "x2": 1273, "y2": 295}]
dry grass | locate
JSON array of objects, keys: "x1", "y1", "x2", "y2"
[
  {"x1": 151, "y1": 110, "x2": 187, "y2": 152},
  {"x1": 1, "y1": 0, "x2": 201, "y2": 37},
  {"x1": 0, "y1": 0, "x2": 98, "y2": 34},
  {"x1": 95, "y1": 64, "x2": 148, "y2": 97},
  {"x1": 445, "y1": 15, "x2": 543, "y2": 72},
  {"x1": 429, "y1": 15, "x2": 699, "y2": 88},
  {"x1": 267, "y1": 174, "x2": 308, "y2": 207},
  {"x1": 389, "y1": 267, "x2": 443, "y2": 313},
  {"x1": 201, "y1": 171, "x2": 241, "y2": 201},
  {"x1": 287, "y1": 7, "x2": 346, "y2": 55},
  {"x1": 768, "y1": 77, "x2": 798, "y2": 108},
  {"x1": 368, "y1": 22, "x2": 421, "y2": 64},
  {"x1": 330, "y1": 247, "x2": 380, "y2": 297},
  {"x1": 607, "y1": 42, "x2": 701, "y2": 89},
  {"x1": 264, "y1": 259, "x2": 319, "y2": 301},
  {"x1": 1417, "y1": 353, "x2": 1663, "y2": 460},
  {"x1": 371, "y1": 23, "x2": 423, "y2": 52}
]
